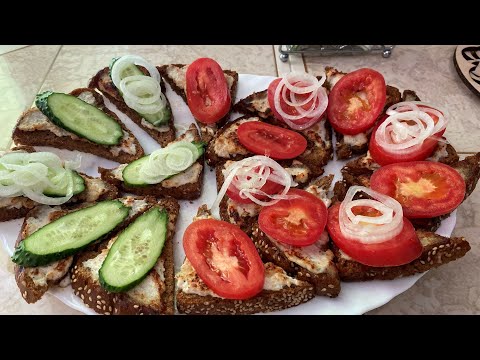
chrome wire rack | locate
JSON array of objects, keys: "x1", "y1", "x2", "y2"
[{"x1": 278, "y1": 45, "x2": 395, "y2": 62}]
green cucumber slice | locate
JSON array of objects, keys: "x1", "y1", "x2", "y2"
[
  {"x1": 99, "y1": 207, "x2": 168, "y2": 292},
  {"x1": 122, "y1": 141, "x2": 205, "y2": 186},
  {"x1": 11, "y1": 200, "x2": 130, "y2": 267},
  {"x1": 35, "y1": 91, "x2": 124, "y2": 145},
  {"x1": 110, "y1": 57, "x2": 171, "y2": 126},
  {"x1": 43, "y1": 170, "x2": 85, "y2": 197}
]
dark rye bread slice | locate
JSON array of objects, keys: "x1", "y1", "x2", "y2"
[
  {"x1": 333, "y1": 151, "x2": 478, "y2": 232},
  {"x1": 14, "y1": 196, "x2": 150, "y2": 303},
  {"x1": 250, "y1": 175, "x2": 340, "y2": 297},
  {"x1": 88, "y1": 66, "x2": 175, "y2": 147},
  {"x1": 70, "y1": 197, "x2": 179, "y2": 315},
  {"x1": 332, "y1": 230, "x2": 470, "y2": 281},
  {"x1": 206, "y1": 115, "x2": 332, "y2": 178},
  {"x1": 0, "y1": 146, "x2": 118, "y2": 222},
  {"x1": 98, "y1": 124, "x2": 204, "y2": 200},
  {"x1": 215, "y1": 159, "x2": 313, "y2": 236},
  {"x1": 158, "y1": 64, "x2": 238, "y2": 143},
  {"x1": 176, "y1": 261, "x2": 315, "y2": 315},
  {"x1": 12, "y1": 88, "x2": 144, "y2": 164}
]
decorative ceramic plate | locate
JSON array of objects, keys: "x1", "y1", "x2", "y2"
[
  {"x1": 0, "y1": 74, "x2": 457, "y2": 315},
  {"x1": 454, "y1": 45, "x2": 480, "y2": 97}
]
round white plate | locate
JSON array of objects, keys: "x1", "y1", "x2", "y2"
[{"x1": 0, "y1": 74, "x2": 456, "y2": 315}]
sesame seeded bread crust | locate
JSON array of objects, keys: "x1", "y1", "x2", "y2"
[
  {"x1": 158, "y1": 64, "x2": 238, "y2": 144},
  {"x1": 88, "y1": 66, "x2": 176, "y2": 147},
  {"x1": 12, "y1": 88, "x2": 144, "y2": 164},
  {"x1": 176, "y1": 283, "x2": 315, "y2": 315},
  {"x1": 251, "y1": 223, "x2": 340, "y2": 298},
  {"x1": 71, "y1": 197, "x2": 179, "y2": 315},
  {"x1": 98, "y1": 125, "x2": 204, "y2": 200},
  {"x1": 333, "y1": 230, "x2": 471, "y2": 281}
]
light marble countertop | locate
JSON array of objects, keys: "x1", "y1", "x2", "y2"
[{"x1": 0, "y1": 45, "x2": 478, "y2": 315}]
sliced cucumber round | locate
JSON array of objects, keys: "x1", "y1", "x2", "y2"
[
  {"x1": 11, "y1": 200, "x2": 130, "y2": 267},
  {"x1": 99, "y1": 207, "x2": 168, "y2": 293},
  {"x1": 43, "y1": 170, "x2": 85, "y2": 197},
  {"x1": 35, "y1": 91, "x2": 124, "y2": 146},
  {"x1": 122, "y1": 141, "x2": 205, "y2": 186}
]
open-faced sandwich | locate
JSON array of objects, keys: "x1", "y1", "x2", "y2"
[
  {"x1": 0, "y1": 147, "x2": 117, "y2": 222},
  {"x1": 159, "y1": 58, "x2": 238, "y2": 143},
  {"x1": 89, "y1": 55, "x2": 176, "y2": 147},
  {"x1": 12, "y1": 88, "x2": 144, "y2": 163}
]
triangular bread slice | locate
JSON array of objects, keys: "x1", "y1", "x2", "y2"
[
  {"x1": 158, "y1": 63, "x2": 238, "y2": 143},
  {"x1": 14, "y1": 196, "x2": 155, "y2": 304},
  {"x1": 333, "y1": 151, "x2": 479, "y2": 232},
  {"x1": 332, "y1": 230, "x2": 470, "y2": 281},
  {"x1": 98, "y1": 124, "x2": 204, "y2": 200},
  {"x1": 215, "y1": 159, "x2": 313, "y2": 236},
  {"x1": 175, "y1": 206, "x2": 315, "y2": 315},
  {"x1": 250, "y1": 175, "x2": 341, "y2": 298},
  {"x1": 89, "y1": 66, "x2": 176, "y2": 147},
  {"x1": 12, "y1": 88, "x2": 144, "y2": 164},
  {"x1": 70, "y1": 197, "x2": 178, "y2": 315},
  {"x1": 0, "y1": 146, "x2": 118, "y2": 222},
  {"x1": 206, "y1": 115, "x2": 333, "y2": 179}
]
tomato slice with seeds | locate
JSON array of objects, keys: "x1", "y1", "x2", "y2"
[
  {"x1": 370, "y1": 161, "x2": 466, "y2": 218},
  {"x1": 237, "y1": 121, "x2": 307, "y2": 160},
  {"x1": 185, "y1": 58, "x2": 231, "y2": 124},
  {"x1": 327, "y1": 68, "x2": 386, "y2": 135},
  {"x1": 226, "y1": 166, "x2": 284, "y2": 204},
  {"x1": 369, "y1": 107, "x2": 446, "y2": 166},
  {"x1": 258, "y1": 189, "x2": 328, "y2": 247},
  {"x1": 183, "y1": 219, "x2": 264, "y2": 300},
  {"x1": 267, "y1": 78, "x2": 323, "y2": 127},
  {"x1": 327, "y1": 203, "x2": 422, "y2": 267}
]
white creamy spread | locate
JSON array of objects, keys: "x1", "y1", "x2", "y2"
[
  {"x1": 427, "y1": 142, "x2": 449, "y2": 162},
  {"x1": 226, "y1": 198, "x2": 261, "y2": 219},
  {"x1": 165, "y1": 65, "x2": 235, "y2": 92},
  {"x1": 268, "y1": 232, "x2": 333, "y2": 274},
  {"x1": 213, "y1": 117, "x2": 259, "y2": 158},
  {"x1": 176, "y1": 260, "x2": 304, "y2": 297},
  {"x1": 0, "y1": 197, "x2": 33, "y2": 209},
  {"x1": 140, "y1": 119, "x2": 172, "y2": 132},
  {"x1": 343, "y1": 132, "x2": 368, "y2": 147},
  {"x1": 84, "y1": 177, "x2": 109, "y2": 202},
  {"x1": 126, "y1": 258, "x2": 165, "y2": 307},
  {"x1": 162, "y1": 163, "x2": 202, "y2": 188},
  {"x1": 305, "y1": 183, "x2": 331, "y2": 207},
  {"x1": 285, "y1": 162, "x2": 310, "y2": 184},
  {"x1": 251, "y1": 92, "x2": 269, "y2": 114},
  {"x1": 301, "y1": 119, "x2": 329, "y2": 145}
]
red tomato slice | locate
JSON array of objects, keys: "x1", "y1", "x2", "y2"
[
  {"x1": 369, "y1": 108, "x2": 446, "y2": 166},
  {"x1": 258, "y1": 189, "x2": 328, "y2": 247},
  {"x1": 185, "y1": 58, "x2": 231, "y2": 124},
  {"x1": 267, "y1": 78, "x2": 324, "y2": 127},
  {"x1": 183, "y1": 218, "x2": 264, "y2": 300},
  {"x1": 327, "y1": 68, "x2": 386, "y2": 135},
  {"x1": 327, "y1": 203, "x2": 422, "y2": 267},
  {"x1": 237, "y1": 121, "x2": 307, "y2": 160},
  {"x1": 370, "y1": 161, "x2": 466, "y2": 218},
  {"x1": 226, "y1": 166, "x2": 283, "y2": 204}
]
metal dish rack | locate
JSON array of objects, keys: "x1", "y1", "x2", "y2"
[{"x1": 279, "y1": 45, "x2": 395, "y2": 62}]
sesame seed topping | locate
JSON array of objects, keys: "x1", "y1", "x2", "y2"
[
  {"x1": 97, "y1": 295, "x2": 102, "y2": 299},
  {"x1": 87, "y1": 289, "x2": 91, "y2": 294},
  {"x1": 105, "y1": 312, "x2": 110, "y2": 315},
  {"x1": 134, "y1": 305, "x2": 139, "y2": 309}
]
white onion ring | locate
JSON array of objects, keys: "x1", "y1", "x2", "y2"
[
  {"x1": 0, "y1": 152, "x2": 76, "y2": 205},
  {"x1": 339, "y1": 186, "x2": 403, "y2": 244},
  {"x1": 210, "y1": 156, "x2": 297, "y2": 217},
  {"x1": 111, "y1": 55, "x2": 161, "y2": 88},
  {"x1": 119, "y1": 75, "x2": 161, "y2": 105},
  {"x1": 272, "y1": 71, "x2": 329, "y2": 130}
]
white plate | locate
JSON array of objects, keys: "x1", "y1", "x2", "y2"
[{"x1": 0, "y1": 74, "x2": 456, "y2": 315}]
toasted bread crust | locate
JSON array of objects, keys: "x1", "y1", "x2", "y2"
[
  {"x1": 13, "y1": 88, "x2": 144, "y2": 163},
  {"x1": 88, "y1": 66, "x2": 176, "y2": 147},
  {"x1": 0, "y1": 206, "x2": 33, "y2": 223},
  {"x1": 251, "y1": 223, "x2": 340, "y2": 297},
  {"x1": 71, "y1": 197, "x2": 179, "y2": 315},
  {"x1": 233, "y1": 89, "x2": 272, "y2": 119},
  {"x1": 333, "y1": 230, "x2": 471, "y2": 281},
  {"x1": 158, "y1": 64, "x2": 238, "y2": 143},
  {"x1": 176, "y1": 283, "x2": 315, "y2": 315}
]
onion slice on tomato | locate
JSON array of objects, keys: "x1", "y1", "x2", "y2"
[
  {"x1": 338, "y1": 186, "x2": 404, "y2": 244},
  {"x1": 272, "y1": 71, "x2": 328, "y2": 130},
  {"x1": 211, "y1": 156, "x2": 297, "y2": 216}
]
